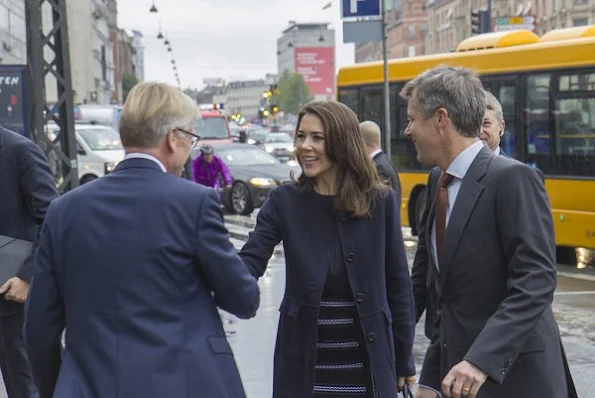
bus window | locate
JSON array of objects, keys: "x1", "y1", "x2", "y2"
[
  {"x1": 525, "y1": 74, "x2": 552, "y2": 169},
  {"x1": 559, "y1": 72, "x2": 595, "y2": 92},
  {"x1": 338, "y1": 88, "x2": 359, "y2": 115},
  {"x1": 555, "y1": 97, "x2": 595, "y2": 158},
  {"x1": 362, "y1": 86, "x2": 383, "y2": 127},
  {"x1": 497, "y1": 84, "x2": 518, "y2": 158},
  {"x1": 392, "y1": 105, "x2": 427, "y2": 171}
]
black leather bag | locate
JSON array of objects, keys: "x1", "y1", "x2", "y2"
[{"x1": 0, "y1": 235, "x2": 32, "y2": 285}]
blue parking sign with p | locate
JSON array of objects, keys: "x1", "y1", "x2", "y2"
[{"x1": 341, "y1": 0, "x2": 381, "y2": 18}]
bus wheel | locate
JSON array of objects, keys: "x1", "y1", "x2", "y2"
[{"x1": 414, "y1": 188, "x2": 426, "y2": 235}]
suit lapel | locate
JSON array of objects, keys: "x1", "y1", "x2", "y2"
[{"x1": 439, "y1": 147, "x2": 494, "y2": 288}]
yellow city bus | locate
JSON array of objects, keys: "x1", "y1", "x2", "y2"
[{"x1": 337, "y1": 25, "x2": 595, "y2": 251}]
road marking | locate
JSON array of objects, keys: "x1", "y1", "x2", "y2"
[
  {"x1": 554, "y1": 291, "x2": 595, "y2": 296},
  {"x1": 557, "y1": 271, "x2": 595, "y2": 282}
]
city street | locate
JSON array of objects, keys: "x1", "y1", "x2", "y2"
[
  {"x1": 223, "y1": 214, "x2": 595, "y2": 398},
  {"x1": 0, "y1": 217, "x2": 593, "y2": 397}
]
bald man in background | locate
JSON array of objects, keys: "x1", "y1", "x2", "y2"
[{"x1": 361, "y1": 121, "x2": 402, "y2": 204}]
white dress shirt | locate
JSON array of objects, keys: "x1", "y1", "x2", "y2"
[
  {"x1": 431, "y1": 140, "x2": 485, "y2": 268},
  {"x1": 369, "y1": 149, "x2": 382, "y2": 159},
  {"x1": 494, "y1": 146, "x2": 501, "y2": 155},
  {"x1": 124, "y1": 153, "x2": 167, "y2": 173}
]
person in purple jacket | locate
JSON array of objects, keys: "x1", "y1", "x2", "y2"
[{"x1": 192, "y1": 143, "x2": 232, "y2": 190}]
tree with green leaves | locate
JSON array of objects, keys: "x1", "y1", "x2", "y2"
[
  {"x1": 122, "y1": 73, "x2": 139, "y2": 102},
  {"x1": 275, "y1": 70, "x2": 314, "y2": 115}
]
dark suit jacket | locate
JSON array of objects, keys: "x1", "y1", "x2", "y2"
[
  {"x1": 181, "y1": 156, "x2": 193, "y2": 180},
  {"x1": 411, "y1": 167, "x2": 440, "y2": 339},
  {"x1": 239, "y1": 184, "x2": 416, "y2": 398},
  {"x1": 373, "y1": 151, "x2": 402, "y2": 203},
  {"x1": 0, "y1": 126, "x2": 58, "y2": 316},
  {"x1": 417, "y1": 146, "x2": 573, "y2": 397},
  {"x1": 24, "y1": 158, "x2": 260, "y2": 398},
  {"x1": 413, "y1": 148, "x2": 547, "y2": 340}
]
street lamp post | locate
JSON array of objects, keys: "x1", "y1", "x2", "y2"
[{"x1": 381, "y1": 0, "x2": 391, "y2": 159}]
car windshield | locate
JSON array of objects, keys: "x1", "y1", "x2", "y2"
[
  {"x1": 78, "y1": 127, "x2": 123, "y2": 150},
  {"x1": 217, "y1": 146, "x2": 279, "y2": 166},
  {"x1": 265, "y1": 133, "x2": 293, "y2": 143},
  {"x1": 195, "y1": 117, "x2": 229, "y2": 139}
]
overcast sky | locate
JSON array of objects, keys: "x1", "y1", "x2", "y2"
[{"x1": 117, "y1": 0, "x2": 355, "y2": 89}]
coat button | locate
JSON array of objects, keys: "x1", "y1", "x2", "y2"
[
  {"x1": 347, "y1": 252, "x2": 356, "y2": 262},
  {"x1": 366, "y1": 332, "x2": 376, "y2": 342},
  {"x1": 356, "y1": 293, "x2": 364, "y2": 303}
]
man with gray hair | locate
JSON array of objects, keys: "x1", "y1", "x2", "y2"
[
  {"x1": 481, "y1": 90, "x2": 506, "y2": 154},
  {"x1": 403, "y1": 65, "x2": 573, "y2": 398},
  {"x1": 360, "y1": 120, "x2": 402, "y2": 203},
  {"x1": 25, "y1": 82, "x2": 260, "y2": 398}
]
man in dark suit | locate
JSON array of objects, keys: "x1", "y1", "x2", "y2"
[
  {"x1": 181, "y1": 155, "x2": 193, "y2": 180},
  {"x1": 402, "y1": 66, "x2": 574, "y2": 398},
  {"x1": 482, "y1": 90, "x2": 545, "y2": 182},
  {"x1": 0, "y1": 125, "x2": 57, "y2": 398},
  {"x1": 24, "y1": 82, "x2": 260, "y2": 398},
  {"x1": 360, "y1": 120, "x2": 402, "y2": 203}
]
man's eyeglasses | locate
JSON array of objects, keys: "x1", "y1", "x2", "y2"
[{"x1": 175, "y1": 127, "x2": 201, "y2": 148}]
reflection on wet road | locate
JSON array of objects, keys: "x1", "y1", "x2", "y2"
[{"x1": 227, "y1": 237, "x2": 595, "y2": 398}]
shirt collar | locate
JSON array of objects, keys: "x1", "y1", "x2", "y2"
[
  {"x1": 493, "y1": 146, "x2": 501, "y2": 155},
  {"x1": 369, "y1": 149, "x2": 382, "y2": 159},
  {"x1": 124, "y1": 153, "x2": 167, "y2": 173},
  {"x1": 446, "y1": 140, "x2": 484, "y2": 180}
]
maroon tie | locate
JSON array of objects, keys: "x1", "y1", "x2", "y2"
[{"x1": 435, "y1": 172, "x2": 453, "y2": 264}]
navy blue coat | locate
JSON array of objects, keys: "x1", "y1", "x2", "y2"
[
  {"x1": 0, "y1": 126, "x2": 58, "y2": 315},
  {"x1": 24, "y1": 158, "x2": 260, "y2": 398},
  {"x1": 240, "y1": 184, "x2": 416, "y2": 398}
]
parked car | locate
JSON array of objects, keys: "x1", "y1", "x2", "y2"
[
  {"x1": 45, "y1": 123, "x2": 125, "y2": 185},
  {"x1": 263, "y1": 133, "x2": 294, "y2": 162},
  {"x1": 194, "y1": 142, "x2": 300, "y2": 215}
]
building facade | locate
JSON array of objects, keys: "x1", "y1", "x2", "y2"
[
  {"x1": 355, "y1": 0, "x2": 428, "y2": 62},
  {"x1": 225, "y1": 79, "x2": 269, "y2": 118},
  {"x1": 131, "y1": 30, "x2": 145, "y2": 82},
  {"x1": 425, "y1": 0, "x2": 595, "y2": 55},
  {"x1": 0, "y1": 0, "x2": 26, "y2": 64},
  {"x1": 277, "y1": 22, "x2": 336, "y2": 101}
]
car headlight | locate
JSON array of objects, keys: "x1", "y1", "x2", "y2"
[
  {"x1": 249, "y1": 177, "x2": 277, "y2": 187},
  {"x1": 265, "y1": 146, "x2": 274, "y2": 153},
  {"x1": 287, "y1": 145, "x2": 294, "y2": 152},
  {"x1": 104, "y1": 161, "x2": 117, "y2": 174},
  {"x1": 287, "y1": 160, "x2": 298, "y2": 167},
  {"x1": 247, "y1": 138, "x2": 256, "y2": 145}
]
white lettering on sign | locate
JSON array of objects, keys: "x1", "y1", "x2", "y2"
[
  {"x1": 0, "y1": 76, "x2": 20, "y2": 85},
  {"x1": 350, "y1": 0, "x2": 365, "y2": 13}
]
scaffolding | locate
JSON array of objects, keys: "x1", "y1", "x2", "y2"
[{"x1": 25, "y1": 0, "x2": 78, "y2": 193}]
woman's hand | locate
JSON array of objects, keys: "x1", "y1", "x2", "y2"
[{"x1": 398, "y1": 376, "x2": 416, "y2": 391}]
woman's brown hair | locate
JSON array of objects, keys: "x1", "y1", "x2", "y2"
[{"x1": 294, "y1": 101, "x2": 387, "y2": 218}]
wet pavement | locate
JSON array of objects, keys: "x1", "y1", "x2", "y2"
[
  {"x1": 1, "y1": 220, "x2": 593, "y2": 398},
  {"x1": 221, "y1": 217, "x2": 595, "y2": 398}
]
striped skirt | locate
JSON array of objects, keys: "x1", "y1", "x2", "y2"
[{"x1": 312, "y1": 299, "x2": 375, "y2": 397}]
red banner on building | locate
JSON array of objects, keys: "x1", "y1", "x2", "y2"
[{"x1": 294, "y1": 47, "x2": 335, "y2": 96}]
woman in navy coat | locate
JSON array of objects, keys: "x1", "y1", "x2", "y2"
[{"x1": 240, "y1": 101, "x2": 416, "y2": 397}]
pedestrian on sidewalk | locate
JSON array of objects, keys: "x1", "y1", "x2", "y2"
[
  {"x1": 24, "y1": 82, "x2": 259, "y2": 398},
  {"x1": 239, "y1": 101, "x2": 416, "y2": 398},
  {"x1": 403, "y1": 65, "x2": 575, "y2": 398},
  {"x1": 0, "y1": 124, "x2": 57, "y2": 398}
]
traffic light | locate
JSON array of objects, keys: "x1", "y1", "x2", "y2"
[
  {"x1": 470, "y1": 9, "x2": 491, "y2": 34},
  {"x1": 271, "y1": 104, "x2": 279, "y2": 114}
]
